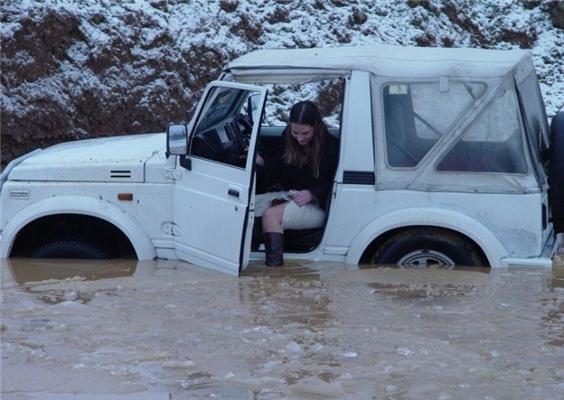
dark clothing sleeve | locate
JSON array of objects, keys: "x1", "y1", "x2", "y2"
[
  {"x1": 262, "y1": 153, "x2": 285, "y2": 192},
  {"x1": 266, "y1": 134, "x2": 339, "y2": 209},
  {"x1": 307, "y1": 136, "x2": 340, "y2": 206}
]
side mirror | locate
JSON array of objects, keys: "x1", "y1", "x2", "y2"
[{"x1": 166, "y1": 124, "x2": 188, "y2": 157}]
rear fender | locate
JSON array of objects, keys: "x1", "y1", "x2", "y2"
[{"x1": 345, "y1": 208, "x2": 507, "y2": 267}]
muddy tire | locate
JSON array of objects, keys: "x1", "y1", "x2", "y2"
[
  {"x1": 373, "y1": 228, "x2": 486, "y2": 268},
  {"x1": 31, "y1": 239, "x2": 108, "y2": 259},
  {"x1": 549, "y1": 111, "x2": 564, "y2": 234}
]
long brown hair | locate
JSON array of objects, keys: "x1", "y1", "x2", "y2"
[{"x1": 283, "y1": 101, "x2": 328, "y2": 178}]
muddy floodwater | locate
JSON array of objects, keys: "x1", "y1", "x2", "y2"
[{"x1": 1, "y1": 257, "x2": 563, "y2": 400}]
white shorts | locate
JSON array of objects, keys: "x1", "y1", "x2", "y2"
[
  {"x1": 282, "y1": 200, "x2": 325, "y2": 230},
  {"x1": 255, "y1": 191, "x2": 326, "y2": 230}
]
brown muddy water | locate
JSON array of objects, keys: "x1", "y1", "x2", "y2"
[{"x1": 1, "y1": 257, "x2": 563, "y2": 400}]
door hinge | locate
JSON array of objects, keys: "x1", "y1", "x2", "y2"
[
  {"x1": 162, "y1": 222, "x2": 180, "y2": 237},
  {"x1": 165, "y1": 168, "x2": 182, "y2": 180}
]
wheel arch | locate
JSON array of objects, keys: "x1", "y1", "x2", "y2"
[
  {"x1": 1, "y1": 195, "x2": 156, "y2": 260},
  {"x1": 345, "y1": 208, "x2": 506, "y2": 267}
]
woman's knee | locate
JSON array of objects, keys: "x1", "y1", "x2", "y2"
[{"x1": 262, "y1": 205, "x2": 284, "y2": 226}]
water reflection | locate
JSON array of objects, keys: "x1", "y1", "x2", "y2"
[
  {"x1": 239, "y1": 261, "x2": 334, "y2": 328},
  {"x1": 366, "y1": 281, "x2": 477, "y2": 299},
  {"x1": 359, "y1": 262, "x2": 491, "y2": 273},
  {"x1": 549, "y1": 264, "x2": 564, "y2": 288},
  {"x1": 5, "y1": 258, "x2": 137, "y2": 285},
  {"x1": 1, "y1": 256, "x2": 562, "y2": 397}
]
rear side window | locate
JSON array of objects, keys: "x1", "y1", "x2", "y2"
[
  {"x1": 517, "y1": 72, "x2": 549, "y2": 161},
  {"x1": 437, "y1": 87, "x2": 528, "y2": 174},
  {"x1": 383, "y1": 81, "x2": 484, "y2": 168}
]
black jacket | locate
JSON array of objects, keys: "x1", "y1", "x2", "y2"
[{"x1": 265, "y1": 134, "x2": 339, "y2": 209}]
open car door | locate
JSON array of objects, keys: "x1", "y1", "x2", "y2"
[{"x1": 173, "y1": 81, "x2": 267, "y2": 275}]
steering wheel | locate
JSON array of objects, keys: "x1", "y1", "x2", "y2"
[
  {"x1": 219, "y1": 120, "x2": 246, "y2": 167},
  {"x1": 236, "y1": 114, "x2": 267, "y2": 161},
  {"x1": 236, "y1": 115, "x2": 253, "y2": 146}
]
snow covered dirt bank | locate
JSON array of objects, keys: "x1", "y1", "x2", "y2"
[
  {"x1": 1, "y1": 258, "x2": 563, "y2": 399},
  {"x1": 1, "y1": 0, "x2": 563, "y2": 166}
]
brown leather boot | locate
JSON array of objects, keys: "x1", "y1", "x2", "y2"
[{"x1": 264, "y1": 232, "x2": 284, "y2": 267}]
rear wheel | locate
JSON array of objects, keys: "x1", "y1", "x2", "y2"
[
  {"x1": 30, "y1": 239, "x2": 108, "y2": 259},
  {"x1": 373, "y1": 228, "x2": 486, "y2": 268}
]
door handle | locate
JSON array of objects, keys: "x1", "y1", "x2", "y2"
[{"x1": 228, "y1": 189, "x2": 240, "y2": 198}]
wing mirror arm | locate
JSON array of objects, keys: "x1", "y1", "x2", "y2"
[{"x1": 179, "y1": 155, "x2": 192, "y2": 170}]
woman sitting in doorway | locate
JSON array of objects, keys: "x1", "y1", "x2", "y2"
[{"x1": 255, "y1": 100, "x2": 339, "y2": 267}]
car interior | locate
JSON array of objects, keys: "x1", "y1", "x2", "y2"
[
  {"x1": 250, "y1": 79, "x2": 344, "y2": 253},
  {"x1": 188, "y1": 78, "x2": 344, "y2": 253},
  {"x1": 189, "y1": 87, "x2": 255, "y2": 169}
]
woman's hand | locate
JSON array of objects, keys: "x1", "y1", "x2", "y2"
[
  {"x1": 291, "y1": 190, "x2": 313, "y2": 206},
  {"x1": 256, "y1": 153, "x2": 264, "y2": 166}
]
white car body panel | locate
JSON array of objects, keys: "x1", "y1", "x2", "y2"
[
  {"x1": 332, "y1": 188, "x2": 545, "y2": 266},
  {"x1": 9, "y1": 134, "x2": 165, "y2": 183}
]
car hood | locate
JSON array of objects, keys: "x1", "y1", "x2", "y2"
[{"x1": 8, "y1": 133, "x2": 166, "y2": 183}]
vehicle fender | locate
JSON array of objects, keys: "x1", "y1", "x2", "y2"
[
  {"x1": 0, "y1": 195, "x2": 156, "y2": 260},
  {"x1": 345, "y1": 208, "x2": 507, "y2": 267}
]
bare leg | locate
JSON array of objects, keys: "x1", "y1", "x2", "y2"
[{"x1": 262, "y1": 203, "x2": 287, "y2": 233}]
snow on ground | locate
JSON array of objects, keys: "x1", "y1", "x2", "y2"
[{"x1": 1, "y1": 0, "x2": 563, "y2": 165}]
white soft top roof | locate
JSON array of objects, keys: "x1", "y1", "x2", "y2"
[{"x1": 227, "y1": 44, "x2": 533, "y2": 80}]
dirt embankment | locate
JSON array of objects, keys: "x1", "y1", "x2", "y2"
[
  {"x1": 1, "y1": 0, "x2": 562, "y2": 167},
  {"x1": 1, "y1": 5, "x2": 230, "y2": 165}
]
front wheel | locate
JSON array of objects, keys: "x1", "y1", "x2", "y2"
[
  {"x1": 373, "y1": 228, "x2": 487, "y2": 268},
  {"x1": 30, "y1": 239, "x2": 108, "y2": 259}
]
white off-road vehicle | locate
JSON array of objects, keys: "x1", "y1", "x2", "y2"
[{"x1": 1, "y1": 45, "x2": 562, "y2": 275}]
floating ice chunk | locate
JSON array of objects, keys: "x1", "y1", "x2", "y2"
[
  {"x1": 163, "y1": 360, "x2": 194, "y2": 368},
  {"x1": 386, "y1": 384, "x2": 397, "y2": 392},
  {"x1": 490, "y1": 350, "x2": 499, "y2": 358},
  {"x1": 286, "y1": 341, "x2": 301, "y2": 353},
  {"x1": 73, "y1": 363, "x2": 86, "y2": 369},
  {"x1": 57, "y1": 300, "x2": 86, "y2": 308},
  {"x1": 311, "y1": 343, "x2": 324, "y2": 352},
  {"x1": 64, "y1": 291, "x2": 77, "y2": 300},
  {"x1": 396, "y1": 347, "x2": 414, "y2": 356},
  {"x1": 225, "y1": 372, "x2": 235, "y2": 379},
  {"x1": 246, "y1": 325, "x2": 270, "y2": 334},
  {"x1": 341, "y1": 352, "x2": 358, "y2": 358}
]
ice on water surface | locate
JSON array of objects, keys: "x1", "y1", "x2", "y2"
[{"x1": 1, "y1": 258, "x2": 563, "y2": 399}]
